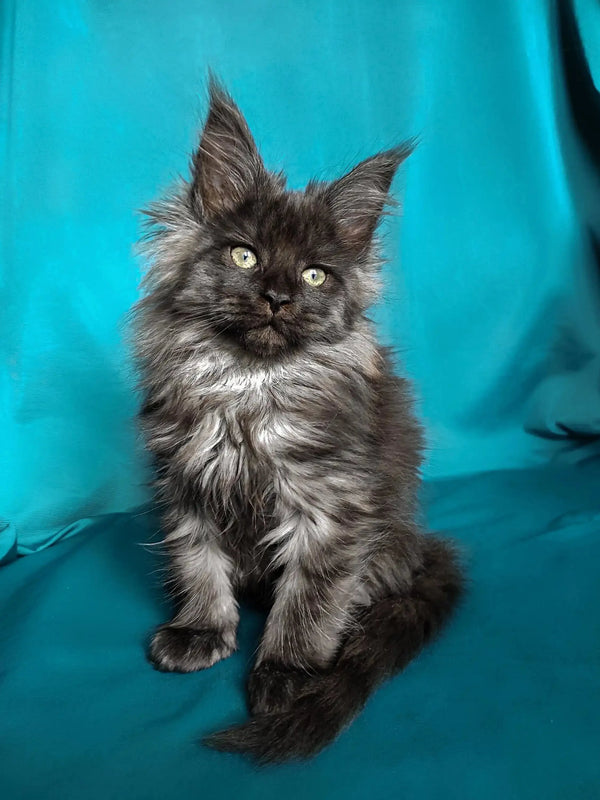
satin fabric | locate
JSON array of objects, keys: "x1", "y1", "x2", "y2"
[{"x1": 1, "y1": 1, "x2": 599, "y2": 796}]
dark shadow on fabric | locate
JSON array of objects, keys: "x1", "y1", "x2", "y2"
[
  {"x1": 557, "y1": 0, "x2": 600, "y2": 169},
  {"x1": 455, "y1": 296, "x2": 563, "y2": 431},
  {"x1": 589, "y1": 225, "x2": 600, "y2": 287}
]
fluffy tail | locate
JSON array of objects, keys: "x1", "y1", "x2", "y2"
[{"x1": 205, "y1": 535, "x2": 463, "y2": 763}]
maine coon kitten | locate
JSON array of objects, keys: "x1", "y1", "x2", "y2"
[{"x1": 134, "y1": 80, "x2": 463, "y2": 763}]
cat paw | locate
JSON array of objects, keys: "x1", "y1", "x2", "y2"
[
  {"x1": 247, "y1": 661, "x2": 313, "y2": 715},
  {"x1": 148, "y1": 625, "x2": 235, "y2": 673}
]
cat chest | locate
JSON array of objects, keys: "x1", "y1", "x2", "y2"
[
  {"x1": 182, "y1": 387, "x2": 294, "y2": 495},
  {"x1": 176, "y1": 361, "x2": 330, "y2": 505}
]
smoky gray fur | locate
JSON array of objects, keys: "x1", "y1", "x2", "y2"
[{"x1": 132, "y1": 79, "x2": 463, "y2": 761}]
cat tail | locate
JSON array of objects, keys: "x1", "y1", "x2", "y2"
[{"x1": 204, "y1": 534, "x2": 464, "y2": 763}]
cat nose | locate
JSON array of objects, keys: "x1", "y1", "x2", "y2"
[{"x1": 262, "y1": 290, "x2": 291, "y2": 312}]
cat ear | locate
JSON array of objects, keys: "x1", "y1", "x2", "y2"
[
  {"x1": 191, "y1": 79, "x2": 266, "y2": 218},
  {"x1": 325, "y1": 143, "x2": 414, "y2": 250}
]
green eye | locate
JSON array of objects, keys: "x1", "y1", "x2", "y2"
[
  {"x1": 230, "y1": 246, "x2": 257, "y2": 269},
  {"x1": 302, "y1": 267, "x2": 327, "y2": 287}
]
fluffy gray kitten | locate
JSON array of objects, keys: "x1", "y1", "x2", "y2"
[{"x1": 133, "y1": 80, "x2": 463, "y2": 762}]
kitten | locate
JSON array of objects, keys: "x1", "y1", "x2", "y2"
[{"x1": 133, "y1": 79, "x2": 463, "y2": 763}]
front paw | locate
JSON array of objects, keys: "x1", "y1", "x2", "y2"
[
  {"x1": 247, "y1": 661, "x2": 313, "y2": 715},
  {"x1": 148, "y1": 625, "x2": 235, "y2": 673}
]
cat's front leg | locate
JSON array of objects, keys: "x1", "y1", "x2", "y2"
[
  {"x1": 149, "y1": 509, "x2": 239, "y2": 673},
  {"x1": 249, "y1": 500, "x2": 364, "y2": 714}
]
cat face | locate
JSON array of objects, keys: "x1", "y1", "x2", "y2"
[{"x1": 167, "y1": 81, "x2": 412, "y2": 358}]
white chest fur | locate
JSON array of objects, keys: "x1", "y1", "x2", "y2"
[{"x1": 176, "y1": 355, "x2": 297, "y2": 498}]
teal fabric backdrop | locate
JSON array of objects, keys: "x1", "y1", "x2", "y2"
[{"x1": 1, "y1": 1, "x2": 599, "y2": 798}]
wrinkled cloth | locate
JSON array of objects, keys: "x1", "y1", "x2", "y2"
[
  {"x1": 2, "y1": 0, "x2": 599, "y2": 556},
  {"x1": 1, "y1": 0, "x2": 600, "y2": 797},
  {"x1": 1, "y1": 465, "x2": 599, "y2": 798}
]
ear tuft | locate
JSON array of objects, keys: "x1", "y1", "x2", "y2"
[
  {"x1": 191, "y1": 77, "x2": 266, "y2": 218},
  {"x1": 325, "y1": 141, "x2": 415, "y2": 250}
]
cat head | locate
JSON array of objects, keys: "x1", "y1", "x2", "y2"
[{"x1": 142, "y1": 79, "x2": 413, "y2": 359}]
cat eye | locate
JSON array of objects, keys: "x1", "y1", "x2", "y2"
[
  {"x1": 230, "y1": 246, "x2": 257, "y2": 269},
  {"x1": 301, "y1": 267, "x2": 327, "y2": 287}
]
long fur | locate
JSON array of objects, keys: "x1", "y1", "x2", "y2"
[
  {"x1": 133, "y1": 80, "x2": 464, "y2": 763},
  {"x1": 206, "y1": 536, "x2": 462, "y2": 762}
]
